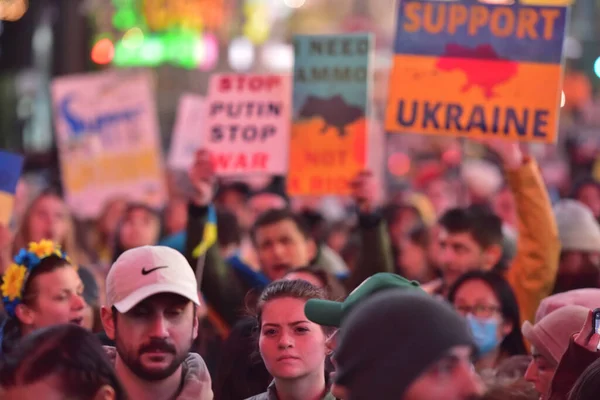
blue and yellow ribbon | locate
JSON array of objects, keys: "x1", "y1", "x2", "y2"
[{"x1": 192, "y1": 205, "x2": 218, "y2": 258}]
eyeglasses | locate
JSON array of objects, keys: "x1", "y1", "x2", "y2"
[{"x1": 455, "y1": 304, "x2": 501, "y2": 318}]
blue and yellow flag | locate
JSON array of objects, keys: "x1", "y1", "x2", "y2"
[
  {"x1": 192, "y1": 205, "x2": 218, "y2": 258},
  {"x1": 0, "y1": 151, "x2": 24, "y2": 226}
]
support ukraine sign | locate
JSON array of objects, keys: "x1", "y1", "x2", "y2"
[{"x1": 385, "y1": 0, "x2": 568, "y2": 143}]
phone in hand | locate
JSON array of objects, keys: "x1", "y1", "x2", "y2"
[{"x1": 592, "y1": 308, "x2": 600, "y2": 336}]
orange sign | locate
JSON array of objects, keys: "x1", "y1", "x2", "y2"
[{"x1": 143, "y1": 0, "x2": 226, "y2": 31}]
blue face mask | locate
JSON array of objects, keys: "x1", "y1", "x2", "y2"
[{"x1": 466, "y1": 314, "x2": 500, "y2": 356}]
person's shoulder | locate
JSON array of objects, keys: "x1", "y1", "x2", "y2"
[{"x1": 244, "y1": 393, "x2": 268, "y2": 400}]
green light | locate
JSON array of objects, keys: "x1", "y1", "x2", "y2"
[
  {"x1": 112, "y1": 9, "x2": 138, "y2": 31},
  {"x1": 113, "y1": 33, "x2": 203, "y2": 69}
]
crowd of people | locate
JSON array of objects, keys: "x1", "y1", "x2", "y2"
[{"x1": 0, "y1": 136, "x2": 599, "y2": 400}]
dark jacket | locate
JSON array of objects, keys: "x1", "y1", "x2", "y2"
[
  {"x1": 548, "y1": 339, "x2": 600, "y2": 400},
  {"x1": 184, "y1": 204, "x2": 395, "y2": 329}
]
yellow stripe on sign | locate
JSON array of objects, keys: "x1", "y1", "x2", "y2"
[
  {"x1": 62, "y1": 149, "x2": 163, "y2": 193},
  {"x1": 0, "y1": 191, "x2": 15, "y2": 226}
]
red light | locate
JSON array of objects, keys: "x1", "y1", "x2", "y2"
[
  {"x1": 387, "y1": 152, "x2": 411, "y2": 177},
  {"x1": 91, "y1": 39, "x2": 115, "y2": 65}
]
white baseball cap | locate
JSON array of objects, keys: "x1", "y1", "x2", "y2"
[{"x1": 106, "y1": 246, "x2": 200, "y2": 313}]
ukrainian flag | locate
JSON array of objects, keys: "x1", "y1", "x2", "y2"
[
  {"x1": 192, "y1": 205, "x2": 218, "y2": 258},
  {"x1": 0, "y1": 151, "x2": 24, "y2": 226}
]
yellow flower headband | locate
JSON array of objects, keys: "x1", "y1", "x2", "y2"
[{"x1": 1, "y1": 240, "x2": 72, "y2": 317}]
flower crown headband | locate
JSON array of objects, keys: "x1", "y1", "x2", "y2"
[{"x1": 1, "y1": 240, "x2": 72, "y2": 317}]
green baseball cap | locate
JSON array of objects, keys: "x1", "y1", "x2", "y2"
[{"x1": 304, "y1": 273, "x2": 422, "y2": 327}]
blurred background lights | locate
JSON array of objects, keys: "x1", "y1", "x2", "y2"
[
  {"x1": 243, "y1": 1, "x2": 271, "y2": 44},
  {"x1": 563, "y1": 36, "x2": 583, "y2": 59},
  {"x1": 140, "y1": 37, "x2": 164, "y2": 65},
  {"x1": 112, "y1": 9, "x2": 137, "y2": 31},
  {"x1": 91, "y1": 38, "x2": 115, "y2": 65},
  {"x1": 387, "y1": 152, "x2": 411, "y2": 177},
  {"x1": 284, "y1": 0, "x2": 306, "y2": 8},
  {"x1": 122, "y1": 27, "x2": 144, "y2": 49},
  {"x1": 193, "y1": 37, "x2": 206, "y2": 64},
  {"x1": 228, "y1": 36, "x2": 255, "y2": 71},
  {"x1": 594, "y1": 57, "x2": 600, "y2": 78},
  {"x1": 261, "y1": 42, "x2": 293, "y2": 71},
  {"x1": 561, "y1": 91, "x2": 566, "y2": 108},
  {"x1": 200, "y1": 33, "x2": 219, "y2": 71},
  {"x1": 269, "y1": 0, "x2": 294, "y2": 19}
]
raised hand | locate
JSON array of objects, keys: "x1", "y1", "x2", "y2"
[
  {"x1": 188, "y1": 149, "x2": 216, "y2": 207},
  {"x1": 478, "y1": 139, "x2": 524, "y2": 171}
]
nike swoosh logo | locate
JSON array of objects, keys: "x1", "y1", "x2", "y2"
[{"x1": 141, "y1": 266, "x2": 168, "y2": 275}]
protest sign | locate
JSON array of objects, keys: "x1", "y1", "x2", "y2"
[
  {"x1": 52, "y1": 71, "x2": 167, "y2": 219},
  {"x1": 168, "y1": 94, "x2": 205, "y2": 171},
  {"x1": 0, "y1": 151, "x2": 24, "y2": 226},
  {"x1": 288, "y1": 33, "x2": 372, "y2": 196},
  {"x1": 204, "y1": 74, "x2": 291, "y2": 176},
  {"x1": 385, "y1": 0, "x2": 568, "y2": 143}
]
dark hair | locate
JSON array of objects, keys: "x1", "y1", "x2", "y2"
[
  {"x1": 112, "y1": 202, "x2": 161, "y2": 262},
  {"x1": 569, "y1": 356, "x2": 600, "y2": 400},
  {"x1": 407, "y1": 224, "x2": 430, "y2": 249},
  {"x1": 448, "y1": 271, "x2": 527, "y2": 357},
  {"x1": 284, "y1": 265, "x2": 347, "y2": 301},
  {"x1": 217, "y1": 209, "x2": 242, "y2": 247},
  {"x1": 250, "y1": 209, "x2": 311, "y2": 244},
  {"x1": 438, "y1": 205, "x2": 503, "y2": 249},
  {"x1": 571, "y1": 177, "x2": 600, "y2": 200},
  {"x1": 0, "y1": 324, "x2": 126, "y2": 399},
  {"x1": 1, "y1": 255, "x2": 73, "y2": 354},
  {"x1": 216, "y1": 182, "x2": 252, "y2": 202},
  {"x1": 299, "y1": 209, "x2": 326, "y2": 243},
  {"x1": 250, "y1": 176, "x2": 289, "y2": 204},
  {"x1": 255, "y1": 280, "x2": 329, "y2": 332},
  {"x1": 382, "y1": 204, "x2": 423, "y2": 229},
  {"x1": 213, "y1": 317, "x2": 271, "y2": 400}
]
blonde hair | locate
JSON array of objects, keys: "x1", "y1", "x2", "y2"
[{"x1": 12, "y1": 191, "x2": 89, "y2": 266}]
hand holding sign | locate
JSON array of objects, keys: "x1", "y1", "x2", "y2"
[
  {"x1": 478, "y1": 139, "x2": 525, "y2": 171},
  {"x1": 350, "y1": 170, "x2": 377, "y2": 214},
  {"x1": 188, "y1": 149, "x2": 216, "y2": 207}
]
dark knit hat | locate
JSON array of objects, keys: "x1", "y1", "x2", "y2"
[{"x1": 335, "y1": 290, "x2": 475, "y2": 400}]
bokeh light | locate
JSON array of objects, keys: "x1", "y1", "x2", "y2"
[
  {"x1": 561, "y1": 90, "x2": 566, "y2": 108},
  {"x1": 228, "y1": 36, "x2": 255, "y2": 71},
  {"x1": 122, "y1": 27, "x2": 144, "y2": 49},
  {"x1": 243, "y1": 1, "x2": 271, "y2": 44},
  {"x1": 284, "y1": 0, "x2": 306, "y2": 8},
  {"x1": 387, "y1": 152, "x2": 411, "y2": 177},
  {"x1": 594, "y1": 57, "x2": 600, "y2": 78},
  {"x1": 200, "y1": 33, "x2": 219, "y2": 71},
  {"x1": 91, "y1": 39, "x2": 115, "y2": 65},
  {"x1": 112, "y1": 8, "x2": 138, "y2": 31},
  {"x1": 564, "y1": 36, "x2": 583, "y2": 59},
  {"x1": 261, "y1": 42, "x2": 293, "y2": 71}
]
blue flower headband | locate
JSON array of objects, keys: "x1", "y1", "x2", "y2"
[{"x1": 1, "y1": 240, "x2": 72, "y2": 317}]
